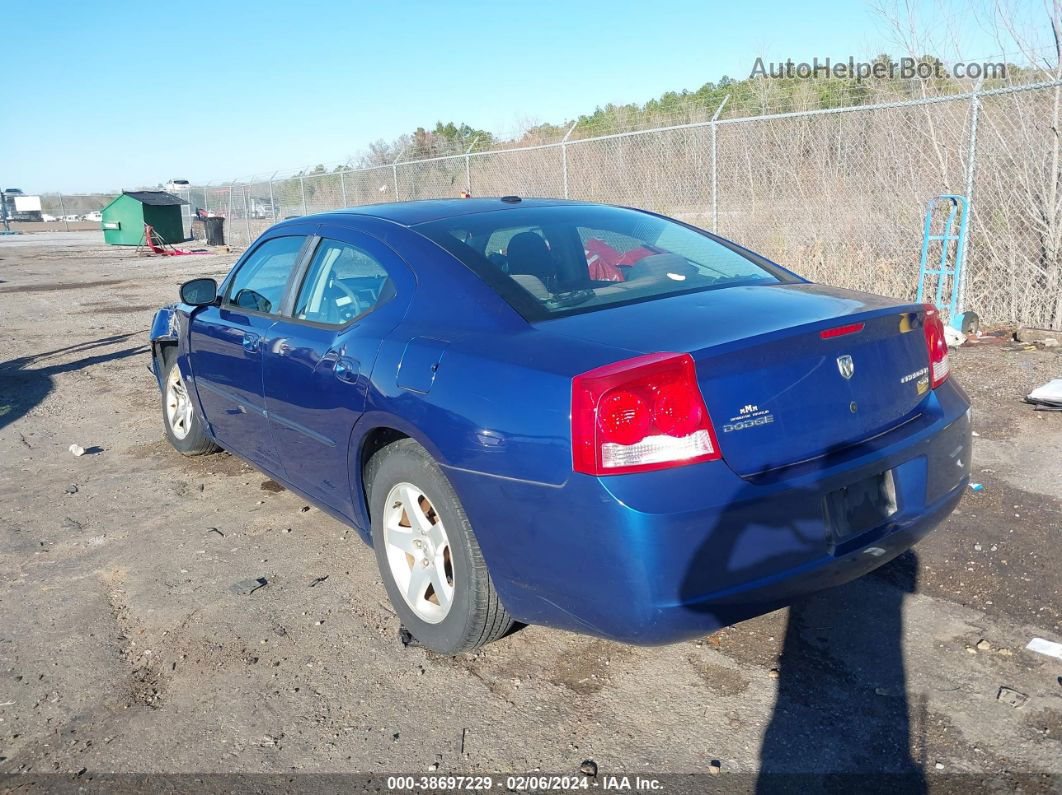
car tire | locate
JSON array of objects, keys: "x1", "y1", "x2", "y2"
[
  {"x1": 160, "y1": 349, "x2": 219, "y2": 456},
  {"x1": 366, "y1": 438, "x2": 513, "y2": 654}
]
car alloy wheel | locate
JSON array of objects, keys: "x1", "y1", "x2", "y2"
[
  {"x1": 165, "y1": 366, "x2": 194, "y2": 440},
  {"x1": 382, "y1": 482, "x2": 455, "y2": 624},
  {"x1": 367, "y1": 438, "x2": 514, "y2": 653}
]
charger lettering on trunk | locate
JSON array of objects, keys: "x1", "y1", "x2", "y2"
[{"x1": 901, "y1": 366, "x2": 931, "y2": 395}]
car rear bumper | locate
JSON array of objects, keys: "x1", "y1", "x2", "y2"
[{"x1": 443, "y1": 379, "x2": 971, "y2": 645}]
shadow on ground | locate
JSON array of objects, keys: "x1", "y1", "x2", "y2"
[
  {"x1": 0, "y1": 332, "x2": 148, "y2": 431},
  {"x1": 677, "y1": 443, "x2": 927, "y2": 790},
  {"x1": 756, "y1": 553, "x2": 923, "y2": 792}
]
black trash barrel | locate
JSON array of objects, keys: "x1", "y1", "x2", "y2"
[{"x1": 205, "y1": 217, "x2": 225, "y2": 246}]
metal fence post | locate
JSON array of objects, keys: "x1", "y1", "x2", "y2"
[
  {"x1": 268, "y1": 178, "x2": 276, "y2": 221},
  {"x1": 710, "y1": 95, "x2": 730, "y2": 233},
  {"x1": 464, "y1": 136, "x2": 479, "y2": 195},
  {"x1": 391, "y1": 148, "x2": 406, "y2": 200},
  {"x1": 340, "y1": 170, "x2": 347, "y2": 206},
  {"x1": 299, "y1": 176, "x2": 307, "y2": 216},
  {"x1": 177, "y1": 187, "x2": 189, "y2": 238},
  {"x1": 242, "y1": 185, "x2": 251, "y2": 245},
  {"x1": 561, "y1": 121, "x2": 579, "y2": 199},
  {"x1": 957, "y1": 81, "x2": 982, "y2": 321},
  {"x1": 58, "y1": 193, "x2": 69, "y2": 231}
]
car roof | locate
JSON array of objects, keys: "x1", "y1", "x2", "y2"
[{"x1": 326, "y1": 197, "x2": 591, "y2": 226}]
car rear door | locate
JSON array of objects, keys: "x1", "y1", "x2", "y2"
[
  {"x1": 261, "y1": 226, "x2": 413, "y2": 516},
  {"x1": 188, "y1": 230, "x2": 311, "y2": 471}
]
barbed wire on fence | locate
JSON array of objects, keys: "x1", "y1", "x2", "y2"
[{"x1": 176, "y1": 77, "x2": 1062, "y2": 330}]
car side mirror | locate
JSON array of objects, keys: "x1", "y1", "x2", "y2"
[{"x1": 180, "y1": 278, "x2": 218, "y2": 306}]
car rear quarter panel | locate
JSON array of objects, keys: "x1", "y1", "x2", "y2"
[
  {"x1": 384, "y1": 329, "x2": 642, "y2": 480},
  {"x1": 349, "y1": 324, "x2": 644, "y2": 538}
]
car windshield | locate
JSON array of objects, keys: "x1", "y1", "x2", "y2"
[{"x1": 414, "y1": 204, "x2": 794, "y2": 321}]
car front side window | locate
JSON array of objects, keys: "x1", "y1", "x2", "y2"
[{"x1": 224, "y1": 235, "x2": 307, "y2": 314}]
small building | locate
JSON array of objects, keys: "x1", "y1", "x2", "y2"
[{"x1": 101, "y1": 191, "x2": 187, "y2": 246}]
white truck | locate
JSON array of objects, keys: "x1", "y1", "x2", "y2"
[{"x1": 2, "y1": 190, "x2": 44, "y2": 222}]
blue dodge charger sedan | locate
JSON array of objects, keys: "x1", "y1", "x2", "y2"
[{"x1": 150, "y1": 197, "x2": 971, "y2": 653}]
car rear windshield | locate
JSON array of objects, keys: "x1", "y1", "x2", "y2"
[{"x1": 414, "y1": 204, "x2": 796, "y2": 321}]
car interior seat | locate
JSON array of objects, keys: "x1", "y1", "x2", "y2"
[{"x1": 506, "y1": 232, "x2": 555, "y2": 288}]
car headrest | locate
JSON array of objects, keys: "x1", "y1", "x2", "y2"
[{"x1": 507, "y1": 232, "x2": 553, "y2": 279}]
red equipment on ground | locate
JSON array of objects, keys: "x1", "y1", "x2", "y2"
[{"x1": 138, "y1": 224, "x2": 208, "y2": 256}]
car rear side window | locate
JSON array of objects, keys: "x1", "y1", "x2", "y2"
[
  {"x1": 415, "y1": 205, "x2": 793, "y2": 321},
  {"x1": 224, "y1": 235, "x2": 306, "y2": 314},
  {"x1": 293, "y1": 238, "x2": 392, "y2": 326}
]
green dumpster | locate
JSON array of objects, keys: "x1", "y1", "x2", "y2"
[{"x1": 101, "y1": 191, "x2": 187, "y2": 246}]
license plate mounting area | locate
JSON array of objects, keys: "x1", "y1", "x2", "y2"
[{"x1": 823, "y1": 469, "x2": 898, "y2": 544}]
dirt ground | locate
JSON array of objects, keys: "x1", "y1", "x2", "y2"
[{"x1": 0, "y1": 231, "x2": 1060, "y2": 789}]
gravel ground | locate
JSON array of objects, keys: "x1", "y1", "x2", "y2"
[{"x1": 0, "y1": 232, "x2": 1060, "y2": 789}]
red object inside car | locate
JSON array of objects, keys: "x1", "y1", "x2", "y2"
[{"x1": 584, "y1": 238, "x2": 661, "y2": 282}]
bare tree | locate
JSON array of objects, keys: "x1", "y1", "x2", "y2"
[{"x1": 981, "y1": 0, "x2": 1062, "y2": 325}]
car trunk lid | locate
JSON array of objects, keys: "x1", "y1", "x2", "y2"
[
  {"x1": 693, "y1": 308, "x2": 930, "y2": 475},
  {"x1": 539, "y1": 283, "x2": 932, "y2": 477}
]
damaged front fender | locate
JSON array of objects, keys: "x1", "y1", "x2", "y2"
[
  {"x1": 149, "y1": 304, "x2": 180, "y2": 388},
  {"x1": 150, "y1": 304, "x2": 179, "y2": 343}
]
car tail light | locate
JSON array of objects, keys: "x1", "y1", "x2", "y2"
[
  {"x1": 922, "y1": 304, "x2": 951, "y2": 388},
  {"x1": 571, "y1": 352, "x2": 721, "y2": 475}
]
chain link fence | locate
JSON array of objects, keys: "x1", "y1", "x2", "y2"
[{"x1": 177, "y1": 79, "x2": 1062, "y2": 330}]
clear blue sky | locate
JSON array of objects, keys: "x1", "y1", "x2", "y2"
[{"x1": 0, "y1": 0, "x2": 1019, "y2": 192}]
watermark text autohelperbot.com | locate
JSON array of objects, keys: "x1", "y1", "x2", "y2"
[{"x1": 750, "y1": 57, "x2": 1007, "y2": 80}]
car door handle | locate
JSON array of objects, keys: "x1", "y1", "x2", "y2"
[
  {"x1": 334, "y1": 356, "x2": 360, "y2": 384},
  {"x1": 242, "y1": 332, "x2": 261, "y2": 353}
]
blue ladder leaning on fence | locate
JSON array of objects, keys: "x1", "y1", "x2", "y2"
[{"x1": 917, "y1": 194, "x2": 979, "y2": 334}]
